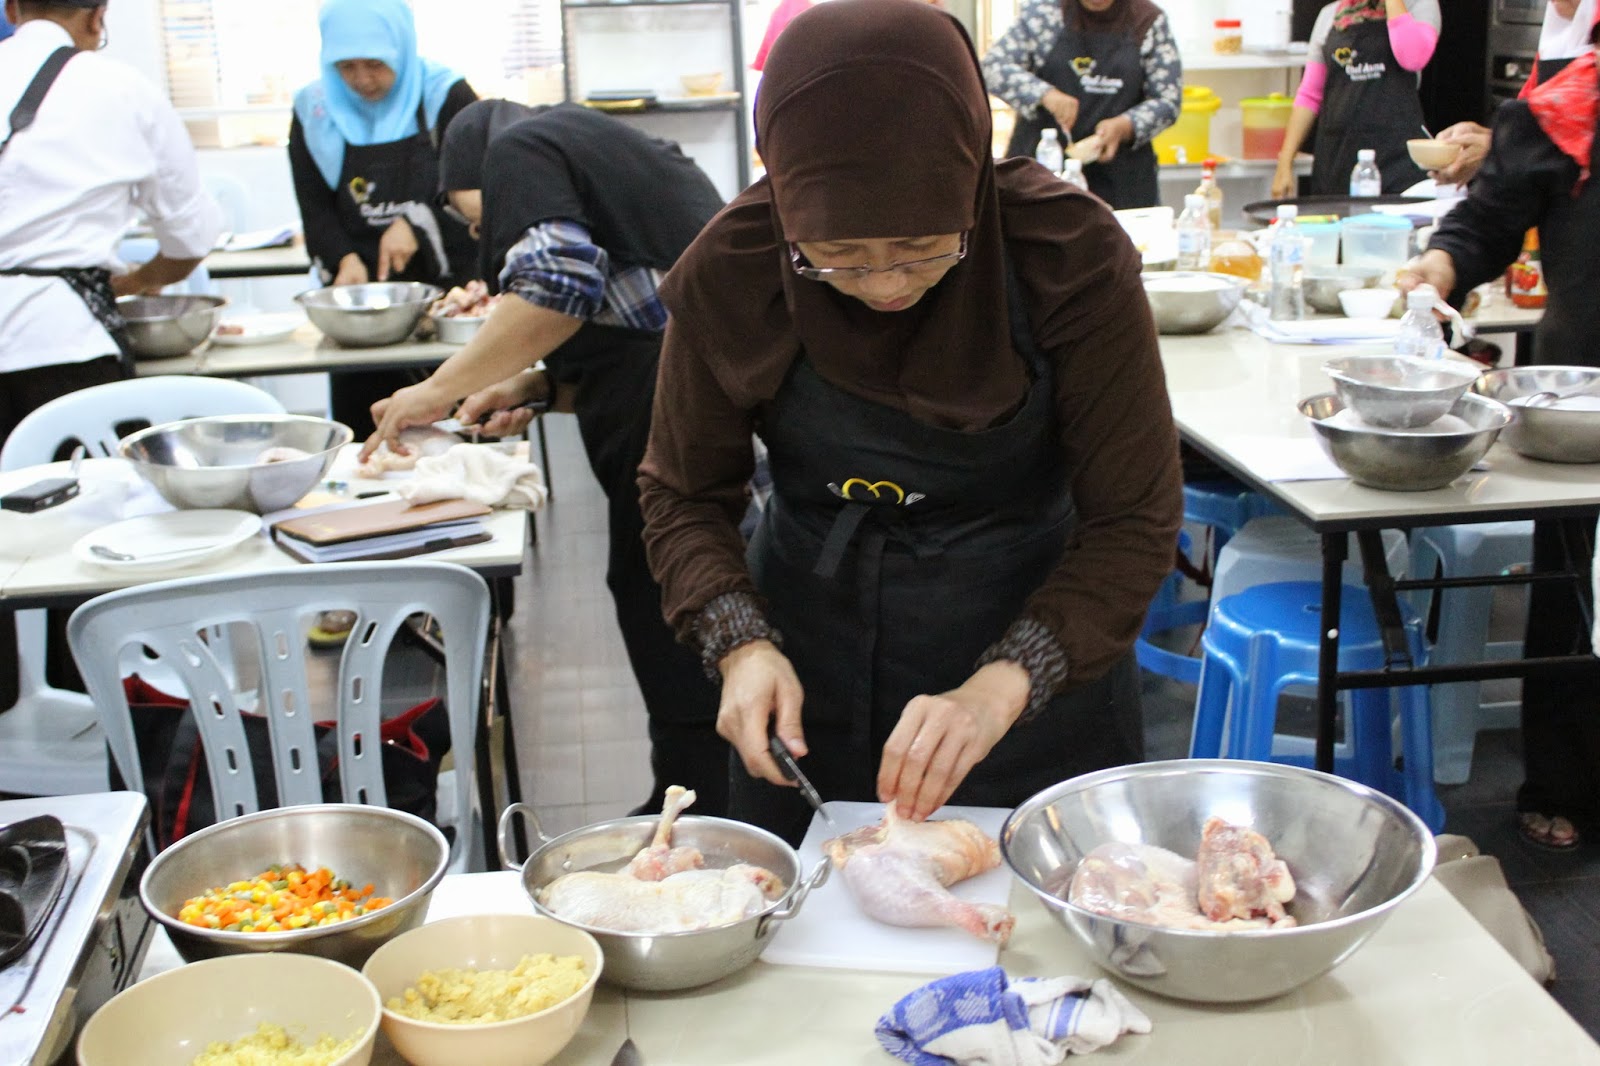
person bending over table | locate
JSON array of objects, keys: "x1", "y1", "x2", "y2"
[
  {"x1": 1271, "y1": 0, "x2": 1441, "y2": 199},
  {"x1": 1401, "y1": 3, "x2": 1600, "y2": 851},
  {"x1": 361, "y1": 99, "x2": 732, "y2": 818},
  {"x1": 981, "y1": 0, "x2": 1180, "y2": 210},
  {"x1": 637, "y1": 0, "x2": 1183, "y2": 846},
  {"x1": 288, "y1": 0, "x2": 478, "y2": 436}
]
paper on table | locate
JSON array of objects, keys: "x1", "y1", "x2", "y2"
[{"x1": 221, "y1": 226, "x2": 298, "y2": 252}]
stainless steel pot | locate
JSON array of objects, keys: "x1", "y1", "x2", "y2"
[{"x1": 497, "y1": 802, "x2": 828, "y2": 991}]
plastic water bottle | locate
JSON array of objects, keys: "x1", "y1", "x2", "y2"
[
  {"x1": 1176, "y1": 194, "x2": 1212, "y2": 271},
  {"x1": 1034, "y1": 128, "x2": 1064, "y2": 176},
  {"x1": 1350, "y1": 148, "x2": 1382, "y2": 197},
  {"x1": 1268, "y1": 204, "x2": 1305, "y2": 321},
  {"x1": 1396, "y1": 287, "x2": 1447, "y2": 359},
  {"x1": 1062, "y1": 157, "x2": 1088, "y2": 190}
]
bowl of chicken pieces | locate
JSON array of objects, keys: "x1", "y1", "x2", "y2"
[
  {"x1": 496, "y1": 786, "x2": 829, "y2": 991},
  {"x1": 1001, "y1": 759, "x2": 1436, "y2": 1003}
]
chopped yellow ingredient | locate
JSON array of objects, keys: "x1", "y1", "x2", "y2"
[
  {"x1": 387, "y1": 953, "x2": 588, "y2": 1024},
  {"x1": 190, "y1": 1021, "x2": 357, "y2": 1066},
  {"x1": 175, "y1": 864, "x2": 392, "y2": 933}
]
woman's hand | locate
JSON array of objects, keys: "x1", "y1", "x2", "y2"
[
  {"x1": 1396, "y1": 249, "x2": 1458, "y2": 301},
  {"x1": 1040, "y1": 88, "x2": 1079, "y2": 132},
  {"x1": 877, "y1": 661, "x2": 1029, "y2": 821},
  {"x1": 717, "y1": 639, "x2": 806, "y2": 786},
  {"x1": 1092, "y1": 115, "x2": 1134, "y2": 162},
  {"x1": 456, "y1": 369, "x2": 549, "y2": 437},
  {"x1": 1432, "y1": 122, "x2": 1491, "y2": 186},
  {"x1": 376, "y1": 216, "x2": 418, "y2": 281},
  {"x1": 1271, "y1": 157, "x2": 1297, "y2": 200},
  {"x1": 362, "y1": 378, "x2": 456, "y2": 460},
  {"x1": 333, "y1": 253, "x2": 369, "y2": 287}
]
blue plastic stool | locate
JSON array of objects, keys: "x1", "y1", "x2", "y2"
[
  {"x1": 1189, "y1": 581, "x2": 1445, "y2": 832},
  {"x1": 1137, "y1": 480, "x2": 1279, "y2": 684}
]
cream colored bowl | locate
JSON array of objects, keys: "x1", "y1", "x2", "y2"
[
  {"x1": 361, "y1": 914, "x2": 603, "y2": 1066},
  {"x1": 1407, "y1": 138, "x2": 1461, "y2": 170},
  {"x1": 78, "y1": 953, "x2": 381, "y2": 1065},
  {"x1": 679, "y1": 71, "x2": 724, "y2": 95}
]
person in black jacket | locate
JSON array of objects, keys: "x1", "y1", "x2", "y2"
[
  {"x1": 361, "y1": 101, "x2": 733, "y2": 817},
  {"x1": 1402, "y1": 7, "x2": 1600, "y2": 850}
]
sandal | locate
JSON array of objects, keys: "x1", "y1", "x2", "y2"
[{"x1": 1517, "y1": 812, "x2": 1580, "y2": 851}]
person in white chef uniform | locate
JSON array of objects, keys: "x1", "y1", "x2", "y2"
[{"x1": 0, "y1": 0, "x2": 221, "y2": 451}]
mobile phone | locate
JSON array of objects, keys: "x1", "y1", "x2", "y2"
[{"x1": 0, "y1": 477, "x2": 80, "y2": 513}]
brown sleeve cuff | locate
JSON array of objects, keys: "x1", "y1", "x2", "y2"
[
  {"x1": 976, "y1": 617, "x2": 1070, "y2": 723},
  {"x1": 690, "y1": 591, "x2": 783, "y2": 680}
]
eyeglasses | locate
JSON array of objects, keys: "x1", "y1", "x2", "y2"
[{"x1": 789, "y1": 232, "x2": 968, "y2": 282}]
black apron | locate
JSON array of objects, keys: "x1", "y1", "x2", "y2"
[
  {"x1": 733, "y1": 258, "x2": 1144, "y2": 844},
  {"x1": 1005, "y1": 22, "x2": 1159, "y2": 209},
  {"x1": 0, "y1": 46, "x2": 132, "y2": 370},
  {"x1": 1312, "y1": 16, "x2": 1427, "y2": 195},
  {"x1": 331, "y1": 103, "x2": 475, "y2": 286}
]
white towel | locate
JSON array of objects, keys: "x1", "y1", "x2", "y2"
[{"x1": 393, "y1": 443, "x2": 548, "y2": 511}]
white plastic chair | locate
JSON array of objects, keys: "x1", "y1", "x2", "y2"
[
  {"x1": 0, "y1": 376, "x2": 285, "y2": 797},
  {"x1": 67, "y1": 561, "x2": 489, "y2": 872}
]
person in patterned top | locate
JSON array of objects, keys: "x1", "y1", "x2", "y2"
[{"x1": 982, "y1": 0, "x2": 1180, "y2": 208}]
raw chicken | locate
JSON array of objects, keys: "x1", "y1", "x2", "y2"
[
  {"x1": 1195, "y1": 816, "x2": 1296, "y2": 925},
  {"x1": 537, "y1": 786, "x2": 787, "y2": 933},
  {"x1": 822, "y1": 808, "x2": 1015, "y2": 945},
  {"x1": 355, "y1": 426, "x2": 461, "y2": 477},
  {"x1": 428, "y1": 280, "x2": 500, "y2": 318}
]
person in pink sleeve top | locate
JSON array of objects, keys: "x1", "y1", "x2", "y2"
[{"x1": 1271, "y1": 0, "x2": 1441, "y2": 198}]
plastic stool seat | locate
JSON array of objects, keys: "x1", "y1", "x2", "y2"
[{"x1": 1190, "y1": 581, "x2": 1444, "y2": 832}]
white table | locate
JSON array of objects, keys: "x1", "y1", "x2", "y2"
[
  {"x1": 134, "y1": 869, "x2": 1600, "y2": 1065},
  {"x1": 1159, "y1": 323, "x2": 1600, "y2": 769}
]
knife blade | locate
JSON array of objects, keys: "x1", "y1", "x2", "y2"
[
  {"x1": 610, "y1": 1037, "x2": 643, "y2": 1066},
  {"x1": 767, "y1": 721, "x2": 838, "y2": 831}
]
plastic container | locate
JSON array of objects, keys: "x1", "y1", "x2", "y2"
[
  {"x1": 1299, "y1": 220, "x2": 1341, "y2": 267},
  {"x1": 1241, "y1": 93, "x2": 1293, "y2": 160},
  {"x1": 1152, "y1": 86, "x2": 1221, "y2": 165},
  {"x1": 1035, "y1": 128, "x2": 1064, "y2": 175},
  {"x1": 1339, "y1": 213, "x2": 1413, "y2": 272},
  {"x1": 1214, "y1": 19, "x2": 1243, "y2": 54}
]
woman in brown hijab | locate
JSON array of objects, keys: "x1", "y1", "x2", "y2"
[{"x1": 638, "y1": 0, "x2": 1183, "y2": 844}]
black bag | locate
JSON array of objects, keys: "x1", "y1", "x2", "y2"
[{"x1": 113, "y1": 675, "x2": 450, "y2": 850}]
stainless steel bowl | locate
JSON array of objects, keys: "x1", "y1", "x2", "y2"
[
  {"x1": 498, "y1": 803, "x2": 828, "y2": 991},
  {"x1": 1141, "y1": 271, "x2": 1248, "y2": 335},
  {"x1": 141, "y1": 804, "x2": 450, "y2": 968},
  {"x1": 119, "y1": 413, "x2": 352, "y2": 513},
  {"x1": 1321, "y1": 354, "x2": 1481, "y2": 429},
  {"x1": 1301, "y1": 266, "x2": 1383, "y2": 315},
  {"x1": 296, "y1": 282, "x2": 441, "y2": 347},
  {"x1": 431, "y1": 314, "x2": 486, "y2": 345},
  {"x1": 116, "y1": 294, "x2": 228, "y2": 358},
  {"x1": 1474, "y1": 366, "x2": 1600, "y2": 463},
  {"x1": 1002, "y1": 759, "x2": 1436, "y2": 1004},
  {"x1": 1300, "y1": 391, "x2": 1512, "y2": 491}
]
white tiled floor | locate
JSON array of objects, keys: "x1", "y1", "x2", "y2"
[{"x1": 500, "y1": 415, "x2": 653, "y2": 838}]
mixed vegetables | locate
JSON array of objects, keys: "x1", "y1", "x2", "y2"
[{"x1": 176, "y1": 864, "x2": 393, "y2": 933}]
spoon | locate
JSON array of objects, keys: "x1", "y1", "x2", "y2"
[
  {"x1": 1420, "y1": 123, "x2": 1435, "y2": 140},
  {"x1": 89, "y1": 542, "x2": 205, "y2": 563},
  {"x1": 1518, "y1": 387, "x2": 1596, "y2": 408}
]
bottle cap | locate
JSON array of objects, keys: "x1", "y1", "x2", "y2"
[
  {"x1": 1406, "y1": 287, "x2": 1437, "y2": 309},
  {"x1": 1064, "y1": 158, "x2": 1083, "y2": 175},
  {"x1": 1276, "y1": 204, "x2": 1298, "y2": 220},
  {"x1": 1357, "y1": 148, "x2": 1376, "y2": 162},
  {"x1": 1041, "y1": 128, "x2": 1058, "y2": 141}
]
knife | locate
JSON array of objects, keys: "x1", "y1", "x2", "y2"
[
  {"x1": 768, "y1": 720, "x2": 838, "y2": 831},
  {"x1": 610, "y1": 1037, "x2": 643, "y2": 1066}
]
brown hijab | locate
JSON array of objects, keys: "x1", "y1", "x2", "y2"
[
  {"x1": 660, "y1": 0, "x2": 1080, "y2": 431},
  {"x1": 1065, "y1": 0, "x2": 1164, "y2": 39}
]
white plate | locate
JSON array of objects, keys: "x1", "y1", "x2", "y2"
[
  {"x1": 72, "y1": 510, "x2": 263, "y2": 572},
  {"x1": 209, "y1": 313, "x2": 304, "y2": 347}
]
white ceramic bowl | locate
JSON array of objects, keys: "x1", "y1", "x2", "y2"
[
  {"x1": 1338, "y1": 286, "x2": 1400, "y2": 320},
  {"x1": 78, "y1": 953, "x2": 381, "y2": 1066},
  {"x1": 361, "y1": 914, "x2": 603, "y2": 1066},
  {"x1": 1407, "y1": 138, "x2": 1462, "y2": 170}
]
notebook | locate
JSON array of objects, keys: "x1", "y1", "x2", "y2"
[{"x1": 272, "y1": 497, "x2": 490, "y2": 546}]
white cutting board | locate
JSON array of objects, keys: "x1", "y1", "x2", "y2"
[{"x1": 760, "y1": 801, "x2": 1014, "y2": 975}]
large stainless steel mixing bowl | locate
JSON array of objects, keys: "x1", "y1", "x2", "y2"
[
  {"x1": 140, "y1": 804, "x2": 450, "y2": 968},
  {"x1": 1141, "y1": 271, "x2": 1248, "y2": 335},
  {"x1": 119, "y1": 413, "x2": 351, "y2": 513},
  {"x1": 1474, "y1": 366, "x2": 1600, "y2": 463},
  {"x1": 1301, "y1": 266, "x2": 1383, "y2": 315},
  {"x1": 1321, "y1": 354, "x2": 1481, "y2": 429},
  {"x1": 1002, "y1": 760, "x2": 1436, "y2": 1004},
  {"x1": 296, "y1": 282, "x2": 441, "y2": 347},
  {"x1": 116, "y1": 294, "x2": 228, "y2": 358},
  {"x1": 498, "y1": 802, "x2": 828, "y2": 991},
  {"x1": 1300, "y1": 391, "x2": 1511, "y2": 491}
]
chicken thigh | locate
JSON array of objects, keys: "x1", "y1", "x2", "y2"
[
  {"x1": 1195, "y1": 816, "x2": 1296, "y2": 924},
  {"x1": 822, "y1": 809, "x2": 1015, "y2": 944}
]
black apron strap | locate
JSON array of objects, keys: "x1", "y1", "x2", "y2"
[
  {"x1": 1, "y1": 47, "x2": 77, "y2": 159},
  {"x1": 0, "y1": 266, "x2": 134, "y2": 370},
  {"x1": 417, "y1": 101, "x2": 437, "y2": 152}
]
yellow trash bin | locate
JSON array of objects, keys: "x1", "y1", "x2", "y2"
[{"x1": 1152, "y1": 86, "x2": 1221, "y2": 165}]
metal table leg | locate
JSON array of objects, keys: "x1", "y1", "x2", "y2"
[{"x1": 1315, "y1": 533, "x2": 1348, "y2": 773}]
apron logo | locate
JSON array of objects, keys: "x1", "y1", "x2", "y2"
[
  {"x1": 827, "y1": 479, "x2": 925, "y2": 506},
  {"x1": 348, "y1": 176, "x2": 375, "y2": 205},
  {"x1": 1071, "y1": 56, "x2": 1095, "y2": 76},
  {"x1": 1332, "y1": 46, "x2": 1354, "y2": 66},
  {"x1": 1336, "y1": 47, "x2": 1387, "y2": 82}
]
